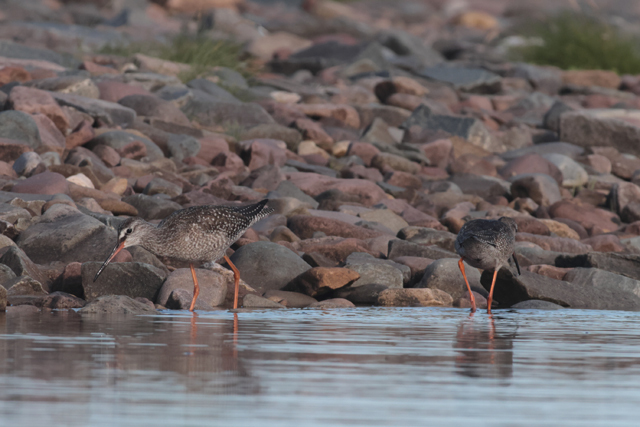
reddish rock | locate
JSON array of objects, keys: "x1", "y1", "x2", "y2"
[
  {"x1": 525, "y1": 265, "x2": 572, "y2": 281},
  {"x1": 92, "y1": 144, "x2": 121, "y2": 167},
  {"x1": 288, "y1": 215, "x2": 382, "y2": 240},
  {"x1": 32, "y1": 113, "x2": 65, "y2": 154},
  {"x1": 393, "y1": 256, "x2": 434, "y2": 284},
  {"x1": 562, "y1": 69, "x2": 621, "y2": 89},
  {"x1": 419, "y1": 138, "x2": 453, "y2": 169},
  {"x1": 286, "y1": 172, "x2": 388, "y2": 206},
  {"x1": 513, "y1": 216, "x2": 551, "y2": 236},
  {"x1": 297, "y1": 103, "x2": 360, "y2": 129},
  {"x1": 80, "y1": 61, "x2": 119, "y2": 76},
  {"x1": 549, "y1": 200, "x2": 620, "y2": 235},
  {"x1": 9, "y1": 86, "x2": 69, "y2": 134},
  {"x1": 65, "y1": 120, "x2": 95, "y2": 150},
  {"x1": 12, "y1": 171, "x2": 69, "y2": 195},
  {"x1": 341, "y1": 165, "x2": 384, "y2": 182},
  {"x1": 450, "y1": 153, "x2": 497, "y2": 177},
  {"x1": 385, "y1": 171, "x2": 422, "y2": 189},
  {"x1": 116, "y1": 140, "x2": 147, "y2": 160},
  {"x1": 0, "y1": 161, "x2": 16, "y2": 178},
  {"x1": 584, "y1": 154, "x2": 611, "y2": 174},
  {"x1": 347, "y1": 141, "x2": 380, "y2": 166},
  {"x1": 515, "y1": 232, "x2": 592, "y2": 253},
  {"x1": 240, "y1": 139, "x2": 287, "y2": 171},
  {"x1": 96, "y1": 80, "x2": 153, "y2": 103},
  {"x1": 499, "y1": 153, "x2": 563, "y2": 185},
  {"x1": 378, "y1": 288, "x2": 453, "y2": 307},
  {"x1": 0, "y1": 138, "x2": 33, "y2": 162},
  {"x1": 0, "y1": 66, "x2": 31, "y2": 85},
  {"x1": 284, "y1": 267, "x2": 360, "y2": 297},
  {"x1": 308, "y1": 298, "x2": 356, "y2": 308},
  {"x1": 294, "y1": 118, "x2": 334, "y2": 150},
  {"x1": 118, "y1": 94, "x2": 191, "y2": 127},
  {"x1": 196, "y1": 137, "x2": 229, "y2": 164},
  {"x1": 581, "y1": 234, "x2": 625, "y2": 252},
  {"x1": 288, "y1": 236, "x2": 382, "y2": 263}
]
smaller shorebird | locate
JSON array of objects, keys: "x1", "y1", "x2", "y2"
[
  {"x1": 455, "y1": 217, "x2": 520, "y2": 314},
  {"x1": 94, "y1": 200, "x2": 274, "y2": 311}
]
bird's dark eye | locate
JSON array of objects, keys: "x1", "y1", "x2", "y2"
[{"x1": 126, "y1": 228, "x2": 133, "y2": 234}]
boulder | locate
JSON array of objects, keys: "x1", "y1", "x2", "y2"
[
  {"x1": 156, "y1": 268, "x2": 227, "y2": 307},
  {"x1": 229, "y1": 241, "x2": 311, "y2": 293},
  {"x1": 79, "y1": 295, "x2": 157, "y2": 314},
  {"x1": 377, "y1": 288, "x2": 453, "y2": 307},
  {"x1": 416, "y1": 258, "x2": 484, "y2": 300},
  {"x1": 284, "y1": 267, "x2": 359, "y2": 297},
  {"x1": 81, "y1": 262, "x2": 168, "y2": 302}
]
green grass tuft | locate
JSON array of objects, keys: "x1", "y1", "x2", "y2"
[
  {"x1": 512, "y1": 12, "x2": 640, "y2": 74},
  {"x1": 100, "y1": 34, "x2": 256, "y2": 82}
]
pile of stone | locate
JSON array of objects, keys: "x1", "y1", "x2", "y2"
[{"x1": 1, "y1": 0, "x2": 640, "y2": 314}]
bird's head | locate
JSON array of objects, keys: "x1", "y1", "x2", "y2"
[{"x1": 93, "y1": 217, "x2": 148, "y2": 282}]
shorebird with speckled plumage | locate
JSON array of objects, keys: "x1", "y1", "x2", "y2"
[
  {"x1": 455, "y1": 217, "x2": 520, "y2": 314},
  {"x1": 94, "y1": 200, "x2": 274, "y2": 311}
]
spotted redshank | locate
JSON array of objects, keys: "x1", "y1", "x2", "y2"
[
  {"x1": 454, "y1": 217, "x2": 520, "y2": 314},
  {"x1": 94, "y1": 200, "x2": 274, "y2": 311}
]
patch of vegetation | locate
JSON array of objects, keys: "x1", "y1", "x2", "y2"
[
  {"x1": 512, "y1": 12, "x2": 640, "y2": 74},
  {"x1": 100, "y1": 34, "x2": 257, "y2": 82}
]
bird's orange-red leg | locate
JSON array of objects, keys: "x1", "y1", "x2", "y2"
[
  {"x1": 225, "y1": 255, "x2": 240, "y2": 309},
  {"x1": 458, "y1": 258, "x2": 477, "y2": 313},
  {"x1": 487, "y1": 269, "x2": 499, "y2": 315},
  {"x1": 189, "y1": 263, "x2": 200, "y2": 312}
]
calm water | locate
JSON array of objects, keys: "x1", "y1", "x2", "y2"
[{"x1": 0, "y1": 308, "x2": 639, "y2": 426}]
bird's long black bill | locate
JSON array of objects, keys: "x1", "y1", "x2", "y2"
[
  {"x1": 94, "y1": 241, "x2": 125, "y2": 282},
  {"x1": 512, "y1": 253, "x2": 521, "y2": 276}
]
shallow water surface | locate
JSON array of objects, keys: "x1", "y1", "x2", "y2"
[{"x1": 0, "y1": 308, "x2": 639, "y2": 426}]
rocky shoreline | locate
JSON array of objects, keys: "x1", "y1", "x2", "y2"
[{"x1": 1, "y1": 0, "x2": 640, "y2": 314}]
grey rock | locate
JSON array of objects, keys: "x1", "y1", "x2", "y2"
[
  {"x1": 0, "y1": 263, "x2": 17, "y2": 286},
  {"x1": 263, "y1": 290, "x2": 317, "y2": 308},
  {"x1": 0, "y1": 246, "x2": 49, "y2": 290},
  {"x1": 481, "y1": 269, "x2": 640, "y2": 310},
  {"x1": 154, "y1": 84, "x2": 193, "y2": 108},
  {"x1": 501, "y1": 142, "x2": 585, "y2": 161},
  {"x1": 165, "y1": 289, "x2": 214, "y2": 311},
  {"x1": 37, "y1": 291, "x2": 86, "y2": 309},
  {"x1": 81, "y1": 261, "x2": 168, "y2": 302},
  {"x1": 509, "y1": 63, "x2": 563, "y2": 94},
  {"x1": 0, "y1": 284, "x2": 5, "y2": 311},
  {"x1": 388, "y1": 239, "x2": 457, "y2": 260},
  {"x1": 143, "y1": 177, "x2": 182, "y2": 198},
  {"x1": 560, "y1": 109, "x2": 640, "y2": 157},
  {"x1": 0, "y1": 40, "x2": 67, "y2": 65},
  {"x1": 419, "y1": 66, "x2": 501, "y2": 93},
  {"x1": 564, "y1": 268, "x2": 640, "y2": 299},
  {"x1": 167, "y1": 133, "x2": 200, "y2": 161},
  {"x1": 451, "y1": 174, "x2": 510, "y2": 199},
  {"x1": 376, "y1": 29, "x2": 443, "y2": 68},
  {"x1": 510, "y1": 300, "x2": 564, "y2": 310},
  {"x1": 79, "y1": 295, "x2": 157, "y2": 314},
  {"x1": 121, "y1": 194, "x2": 181, "y2": 221},
  {"x1": 181, "y1": 90, "x2": 274, "y2": 129},
  {"x1": 270, "y1": 180, "x2": 319, "y2": 209},
  {"x1": 52, "y1": 92, "x2": 136, "y2": 128},
  {"x1": 156, "y1": 268, "x2": 227, "y2": 307},
  {"x1": 401, "y1": 105, "x2": 498, "y2": 152},
  {"x1": 0, "y1": 111, "x2": 41, "y2": 150},
  {"x1": 17, "y1": 205, "x2": 116, "y2": 265},
  {"x1": 240, "y1": 123, "x2": 303, "y2": 152},
  {"x1": 28, "y1": 75, "x2": 99, "y2": 98},
  {"x1": 285, "y1": 159, "x2": 337, "y2": 178},
  {"x1": 358, "y1": 209, "x2": 408, "y2": 234},
  {"x1": 243, "y1": 294, "x2": 285, "y2": 308},
  {"x1": 5, "y1": 275, "x2": 46, "y2": 297},
  {"x1": 515, "y1": 246, "x2": 566, "y2": 267},
  {"x1": 344, "y1": 252, "x2": 410, "y2": 284},
  {"x1": 510, "y1": 173, "x2": 562, "y2": 206},
  {"x1": 186, "y1": 79, "x2": 241, "y2": 103},
  {"x1": 243, "y1": 165, "x2": 286, "y2": 191},
  {"x1": 541, "y1": 154, "x2": 588, "y2": 187},
  {"x1": 229, "y1": 241, "x2": 311, "y2": 293},
  {"x1": 555, "y1": 252, "x2": 640, "y2": 281},
  {"x1": 12, "y1": 152, "x2": 42, "y2": 177},
  {"x1": 308, "y1": 298, "x2": 355, "y2": 308},
  {"x1": 416, "y1": 258, "x2": 484, "y2": 300},
  {"x1": 334, "y1": 283, "x2": 389, "y2": 305},
  {"x1": 398, "y1": 226, "x2": 457, "y2": 252},
  {"x1": 543, "y1": 101, "x2": 575, "y2": 133},
  {"x1": 345, "y1": 261, "x2": 403, "y2": 290}
]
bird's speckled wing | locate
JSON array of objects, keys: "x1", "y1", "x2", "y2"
[{"x1": 457, "y1": 219, "x2": 508, "y2": 247}]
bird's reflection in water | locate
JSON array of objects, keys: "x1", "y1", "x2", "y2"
[{"x1": 453, "y1": 314, "x2": 517, "y2": 381}]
